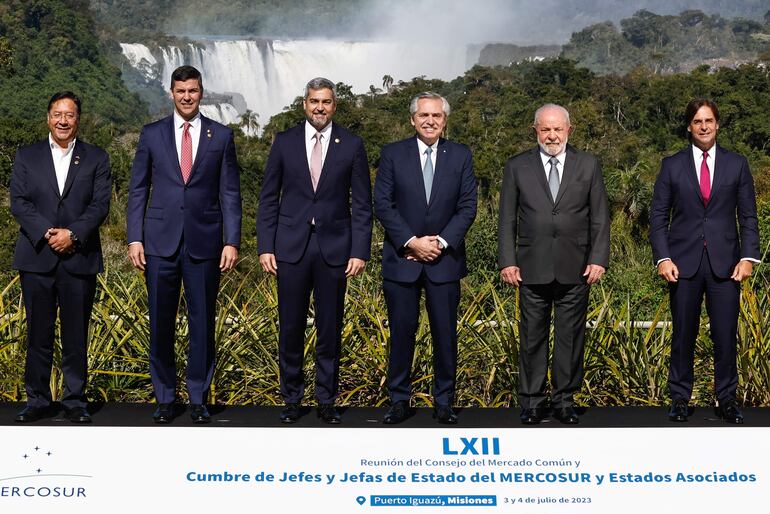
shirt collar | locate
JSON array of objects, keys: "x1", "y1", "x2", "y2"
[
  {"x1": 540, "y1": 148, "x2": 566, "y2": 166},
  {"x1": 416, "y1": 137, "x2": 438, "y2": 154},
  {"x1": 174, "y1": 110, "x2": 201, "y2": 129},
  {"x1": 305, "y1": 120, "x2": 333, "y2": 141},
  {"x1": 49, "y1": 134, "x2": 76, "y2": 153},
  {"x1": 691, "y1": 143, "x2": 716, "y2": 159}
]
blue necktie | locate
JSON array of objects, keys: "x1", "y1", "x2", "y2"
[
  {"x1": 548, "y1": 156, "x2": 560, "y2": 201},
  {"x1": 423, "y1": 147, "x2": 434, "y2": 202}
]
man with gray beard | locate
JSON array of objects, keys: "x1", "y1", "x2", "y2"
[{"x1": 498, "y1": 104, "x2": 609, "y2": 425}]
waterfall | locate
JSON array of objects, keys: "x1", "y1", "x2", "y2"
[{"x1": 120, "y1": 38, "x2": 480, "y2": 130}]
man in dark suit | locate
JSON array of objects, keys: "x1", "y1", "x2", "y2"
[
  {"x1": 127, "y1": 65, "x2": 241, "y2": 424},
  {"x1": 257, "y1": 77, "x2": 372, "y2": 424},
  {"x1": 374, "y1": 92, "x2": 477, "y2": 425},
  {"x1": 498, "y1": 104, "x2": 610, "y2": 425},
  {"x1": 650, "y1": 98, "x2": 759, "y2": 424},
  {"x1": 11, "y1": 91, "x2": 111, "y2": 423}
]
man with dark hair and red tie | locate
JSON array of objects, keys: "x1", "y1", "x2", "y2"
[
  {"x1": 650, "y1": 98, "x2": 760, "y2": 424},
  {"x1": 127, "y1": 65, "x2": 242, "y2": 424},
  {"x1": 257, "y1": 77, "x2": 372, "y2": 424}
]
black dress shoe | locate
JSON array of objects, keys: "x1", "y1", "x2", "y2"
[
  {"x1": 668, "y1": 398, "x2": 689, "y2": 422},
  {"x1": 190, "y1": 404, "x2": 211, "y2": 424},
  {"x1": 553, "y1": 406, "x2": 579, "y2": 425},
  {"x1": 318, "y1": 404, "x2": 341, "y2": 424},
  {"x1": 15, "y1": 405, "x2": 50, "y2": 423},
  {"x1": 715, "y1": 400, "x2": 744, "y2": 424},
  {"x1": 383, "y1": 401, "x2": 410, "y2": 425},
  {"x1": 280, "y1": 403, "x2": 301, "y2": 424},
  {"x1": 153, "y1": 403, "x2": 174, "y2": 424},
  {"x1": 64, "y1": 406, "x2": 92, "y2": 424},
  {"x1": 433, "y1": 404, "x2": 458, "y2": 425},
  {"x1": 520, "y1": 407, "x2": 544, "y2": 425}
]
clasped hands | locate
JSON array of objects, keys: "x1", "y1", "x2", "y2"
[
  {"x1": 405, "y1": 235, "x2": 443, "y2": 262},
  {"x1": 45, "y1": 227, "x2": 74, "y2": 254}
]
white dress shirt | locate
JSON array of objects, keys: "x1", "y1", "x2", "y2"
[
  {"x1": 305, "y1": 120, "x2": 332, "y2": 170},
  {"x1": 49, "y1": 135, "x2": 76, "y2": 195},
  {"x1": 174, "y1": 110, "x2": 201, "y2": 167},
  {"x1": 540, "y1": 148, "x2": 566, "y2": 183},
  {"x1": 404, "y1": 137, "x2": 448, "y2": 249}
]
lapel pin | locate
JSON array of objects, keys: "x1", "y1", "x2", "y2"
[
  {"x1": 334, "y1": 138, "x2": 340, "y2": 144},
  {"x1": 207, "y1": 128, "x2": 212, "y2": 138},
  {"x1": 74, "y1": 156, "x2": 80, "y2": 165}
]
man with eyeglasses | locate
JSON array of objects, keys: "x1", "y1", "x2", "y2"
[{"x1": 10, "y1": 91, "x2": 112, "y2": 423}]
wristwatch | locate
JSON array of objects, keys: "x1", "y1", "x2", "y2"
[{"x1": 68, "y1": 230, "x2": 79, "y2": 244}]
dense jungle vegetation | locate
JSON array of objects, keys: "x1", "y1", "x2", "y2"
[{"x1": 1, "y1": 0, "x2": 770, "y2": 407}]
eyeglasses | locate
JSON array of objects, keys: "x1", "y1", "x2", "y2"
[{"x1": 49, "y1": 112, "x2": 78, "y2": 121}]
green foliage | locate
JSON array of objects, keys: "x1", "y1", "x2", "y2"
[
  {"x1": 563, "y1": 9, "x2": 770, "y2": 75},
  {"x1": 0, "y1": 0, "x2": 149, "y2": 185}
]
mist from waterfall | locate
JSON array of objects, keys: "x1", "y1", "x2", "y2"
[{"x1": 121, "y1": 38, "x2": 478, "y2": 130}]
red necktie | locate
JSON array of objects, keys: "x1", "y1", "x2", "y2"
[
  {"x1": 699, "y1": 151, "x2": 710, "y2": 205},
  {"x1": 181, "y1": 121, "x2": 192, "y2": 184}
]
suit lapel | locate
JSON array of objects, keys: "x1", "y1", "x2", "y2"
[
  {"x1": 529, "y1": 148, "x2": 553, "y2": 204},
  {"x1": 683, "y1": 147, "x2": 703, "y2": 204},
  {"x1": 292, "y1": 123, "x2": 315, "y2": 195},
  {"x1": 60, "y1": 141, "x2": 84, "y2": 198},
  {"x1": 39, "y1": 140, "x2": 61, "y2": 198},
  {"x1": 427, "y1": 138, "x2": 448, "y2": 206},
  {"x1": 409, "y1": 137, "x2": 429, "y2": 207},
  {"x1": 162, "y1": 116, "x2": 185, "y2": 185},
  {"x1": 189, "y1": 115, "x2": 212, "y2": 182},
  {"x1": 314, "y1": 124, "x2": 338, "y2": 195},
  {"x1": 554, "y1": 145, "x2": 578, "y2": 206}
]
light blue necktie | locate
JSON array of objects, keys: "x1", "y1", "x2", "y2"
[
  {"x1": 423, "y1": 146, "x2": 434, "y2": 202},
  {"x1": 548, "y1": 156, "x2": 560, "y2": 201}
]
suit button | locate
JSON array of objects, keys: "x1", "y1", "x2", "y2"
[
  {"x1": 700, "y1": 234, "x2": 704, "y2": 239},
  {"x1": 703, "y1": 217, "x2": 707, "y2": 222}
]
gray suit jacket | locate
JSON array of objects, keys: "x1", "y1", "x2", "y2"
[{"x1": 497, "y1": 145, "x2": 610, "y2": 284}]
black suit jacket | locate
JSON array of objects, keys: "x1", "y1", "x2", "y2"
[
  {"x1": 10, "y1": 139, "x2": 111, "y2": 274},
  {"x1": 497, "y1": 145, "x2": 610, "y2": 284},
  {"x1": 374, "y1": 137, "x2": 477, "y2": 283},
  {"x1": 649, "y1": 144, "x2": 759, "y2": 279}
]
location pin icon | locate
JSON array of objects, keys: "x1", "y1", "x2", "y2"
[{"x1": 356, "y1": 496, "x2": 366, "y2": 505}]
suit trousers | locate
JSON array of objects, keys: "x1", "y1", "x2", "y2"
[
  {"x1": 383, "y1": 273, "x2": 461, "y2": 405},
  {"x1": 277, "y1": 231, "x2": 347, "y2": 404},
  {"x1": 20, "y1": 265, "x2": 96, "y2": 409},
  {"x1": 518, "y1": 281, "x2": 589, "y2": 409},
  {"x1": 669, "y1": 249, "x2": 740, "y2": 403},
  {"x1": 145, "y1": 240, "x2": 220, "y2": 404}
]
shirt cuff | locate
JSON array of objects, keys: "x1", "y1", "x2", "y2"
[
  {"x1": 655, "y1": 257, "x2": 671, "y2": 267},
  {"x1": 436, "y1": 236, "x2": 448, "y2": 249},
  {"x1": 741, "y1": 258, "x2": 761, "y2": 264},
  {"x1": 128, "y1": 241, "x2": 142, "y2": 246},
  {"x1": 403, "y1": 236, "x2": 416, "y2": 248}
]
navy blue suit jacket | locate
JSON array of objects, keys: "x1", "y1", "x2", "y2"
[
  {"x1": 257, "y1": 123, "x2": 373, "y2": 266},
  {"x1": 374, "y1": 137, "x2": 477, "y2": 284},
  {"x1": 11, "y1": 139, "x2": 111, "y2": 274},
  {"x1": 650, "y1": 144, "x2": 760, "y2": 279},
  {"x1": 127, "y1": 115, "x2": 242, "y2": 258}
]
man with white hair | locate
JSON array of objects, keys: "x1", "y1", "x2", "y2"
[{"x1": 498, "y1": 104, "x2": 610, "y2": 425}]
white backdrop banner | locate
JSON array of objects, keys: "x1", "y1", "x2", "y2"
[{"x1": 0, "y1": 426, "x2": 768, "y2": 513}]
